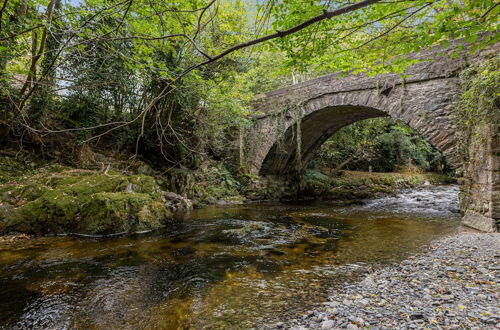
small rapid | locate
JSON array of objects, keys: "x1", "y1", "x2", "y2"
[{"x1": 359, "y1": 185, "x2": 460, "y2": 216}]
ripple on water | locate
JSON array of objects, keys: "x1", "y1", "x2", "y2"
[{"x1": 0, "y1": 185, "x2": 461, "y2": 329}]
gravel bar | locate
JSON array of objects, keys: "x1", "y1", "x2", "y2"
[{"x1": 273, "y1": 233, "x2": 500, "y2": 329}]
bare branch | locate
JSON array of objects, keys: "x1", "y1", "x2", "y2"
[
  {"x1": 198, "y1": 0, "x2": 383, "y2": 65},
  {"x1": 481, "y1": 3, "x2": 499, "y2": 20}
]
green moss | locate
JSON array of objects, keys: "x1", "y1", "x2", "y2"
[
  {"x1": 0, "y1": 155, "x2": 35, "y2": 184},
  {"x1": 10, "y1": 189, "x2": 80, "y2": 234},
  {"x1": 81, "y1": 192, "x2": 170, "y2": 235},
  {"x1": 0, "y1": 183, "x2": 17, "y2": 197},
  {"x1": 11, "y1": 183, "x2": 48, "y2": 201},
  {"x1": 0, "y1": 167, "x2": 172, "y2": 236},
  {"x1": 47, "y1": 175, "x2": 80, "y2": 186},
  {"x1": 120, "y1": 175, "x2": 162, "y2": 197},
  {"x1": 64, "y1": 173, "x2": 124, "y2": 195}
]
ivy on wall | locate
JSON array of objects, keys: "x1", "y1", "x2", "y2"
[{"x1": 455, "y1": 56, "x2": 500, "y2": 158}]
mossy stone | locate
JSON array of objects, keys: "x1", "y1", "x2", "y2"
[
  {"x1": 80, "y1": 192, "x2": 170, "y2": 235},
  {"x1": 0, "y1": 168, "x2": 172, "y2": 236}
]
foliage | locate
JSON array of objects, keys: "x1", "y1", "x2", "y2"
[
  {"x1": 456, "y1": 56, "x2": 500, "y2": 156},
  {"x1": 310, "y1": 118, "x2": 449, "y2": 173},
  {"x1": 1, "y1": 0, "x2": 270, "y2": 166},
  {"x1": 0, "y1": 0, "x2": 496, "y2": 171},
  {"x1": 270, "y1": 0, "x2": 499, "y2": 75}
]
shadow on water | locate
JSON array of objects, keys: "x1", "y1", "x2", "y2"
[
  {"x1": 0, "y1": 186, "x2": 461, "y2": 329},
  {"x1": 0, "y1": 281, "x2": 41, "y2": 326}
]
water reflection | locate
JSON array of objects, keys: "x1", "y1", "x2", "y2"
[{"x1": 0, "y1": 186, "x2": 460, "y2": 329}]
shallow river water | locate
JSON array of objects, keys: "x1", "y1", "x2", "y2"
[{"x1": 0, "y1": 186, "x2": 461, "y2": 329}]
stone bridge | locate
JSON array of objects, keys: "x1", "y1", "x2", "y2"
[{"x1": 242, "y1": 41, "x2": 499, "y2": 232}]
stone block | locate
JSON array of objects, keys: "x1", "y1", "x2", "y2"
[{"x1": 462, "y1": 210, "x2": 498, "y2": 232}]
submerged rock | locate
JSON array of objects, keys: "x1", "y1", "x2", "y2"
[{"x1": 222, "y1": 221, "x2": 266, "y2": 238}]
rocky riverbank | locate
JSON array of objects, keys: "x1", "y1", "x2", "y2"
[
  {"x1": 1, "y1": 149, "x2": 459, "y2": 237},
  {"x1": 273, "y1": 233, "x2": 499, "y2": 329},
  {"x1": 0, "y1": 154, "x2": 194, "y2": 236}
]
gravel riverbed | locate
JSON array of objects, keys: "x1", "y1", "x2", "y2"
[{"x1": 272, "y1": 233, "x2": 500, "y2": 329}]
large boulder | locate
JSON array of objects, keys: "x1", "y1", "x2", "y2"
[
  {"x1": 162, "y1": 191, "x2": 193, "y2": 213},
  {"x1": 0, "y1": 168, "x2": 173, "y2": 236}
]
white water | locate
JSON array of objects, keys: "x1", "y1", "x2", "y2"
[{"x1": 360, "y1": 185, "x2": 460, "y2": 217}]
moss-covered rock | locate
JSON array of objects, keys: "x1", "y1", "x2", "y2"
[
  {"x1": 0, "y1": 154, "x2": 41, "y2": 184},
  {"x1": 0, "y1": 168, "x2": 172, "y2": 236},
  {"x1": 80, "y1": 192, "x2": 168, "y2": 235}
]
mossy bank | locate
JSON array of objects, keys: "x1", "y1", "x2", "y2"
[
  {"x1": 302, "y1": 169, "x2": 456, "y2": 201},
  {"x1": 0, "y1": 163, "x2": 178, "y2": 236},
  {"x1": 0, "y1": 152, "x2": 247, "y2": 236},
  {"x1": 0, "y1": 153, "x2": 457, "y2": 237},
  {"x1": 244, "y1": 169, "x2": 456, "y2": 202}
]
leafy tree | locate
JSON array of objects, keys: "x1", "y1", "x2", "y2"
[
  {"x1": 311, "y1": 118, "x2": 450, "y2": 173},
  {"x1": 0, "y1": 0, "x2": 496, "y2": 168},
  {"x1": 270, "y1": 0, "x2": 499, "y2": 74}
]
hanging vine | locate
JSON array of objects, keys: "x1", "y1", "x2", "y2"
[
  {"x1": 294, "y1": 102, "x2": 304, "y2": 172},
  {"x1": 455, "y1": 56, "x2": 500, "y2": 159},
  {"x1": 399, "y1": 76, "x2": 406, "y2": 113}
]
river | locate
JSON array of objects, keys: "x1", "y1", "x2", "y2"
[{"x1": 0, "y1": 185, "x2": 461, "y2": 329}]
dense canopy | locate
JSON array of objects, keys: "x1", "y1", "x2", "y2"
[{"x1": 0, "y1": 0, "x2": 498, "y2": 167}]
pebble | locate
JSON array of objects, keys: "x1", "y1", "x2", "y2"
[
  {"x1": 327, "y1": 308, "x2": 339, "y2": 315},
  {"x1": 271, "y1": 233, "x2": 500, "y2": 329},
  {"x1": 320, "y1": 320, "x2": 334, "y2": 329}
]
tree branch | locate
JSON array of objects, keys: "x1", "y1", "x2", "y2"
[
  {"x1": 0, "y1": 0, "x2": 9, "y2": 33},
  {"x1": 23, "y1": 0, "x2": 384, "y2": 139},
  {"x1": 197, "y1": 0, "x2": 382, "y2": 66}
]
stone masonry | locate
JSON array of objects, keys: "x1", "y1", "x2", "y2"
[
  {"x1": 461, "y1": 123, "x2": 500, "y2": 232},
  {"x1": 242, "y1": 40, "x2": 499, "y2": 232}
]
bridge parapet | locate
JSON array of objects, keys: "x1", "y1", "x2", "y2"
[{"x1": 252, "y1": 40, "x2": 496, "y2": 119}]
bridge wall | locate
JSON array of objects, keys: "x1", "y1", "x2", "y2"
[
  {"x1": 461, "y1": 123, "x2": 500, "y2": 232},
  {"x1": 245, "y1": 43, "x2": 475, "y2": 174}
]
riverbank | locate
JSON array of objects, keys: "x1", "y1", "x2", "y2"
[
  {"x1": 0, "y1": 184, "x2": 465, "y2": 328},
  {"x1": 0, "y1": 150, "x2": 457, "y2": 236},
  {"x1": 0, "y1": 153, "x2": 193, "y2": 236},
  {"x1": 273, "y1": 232, "x2": 500, "y2": 329},
  {"x1": 301, "y1": 169, "x2": 456, "y2": 201}
]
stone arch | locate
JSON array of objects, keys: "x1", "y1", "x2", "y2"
[{"x1": 251, "y1": 81, "x2": 459, "y2": 176}]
